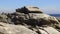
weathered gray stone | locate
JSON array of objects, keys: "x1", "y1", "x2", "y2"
[
  {"x1": 39, "y1": 27, "x2": 60, "y2": 34},
  {"x1": 6, "y1": 6, "x2": 59, "y2": 26},
  {"x1": 56, "y1": 17, "x2": 60, "y2": 22},
  {"x1": 0, "y1": 22, "x2": 37, "y2": 34},
  {"x1": 16, "y1": 6, "x2": 43, "y2": 13},
  {"x1": 27, "y1": 13, "x2": 59, "y2": 25},
  {"x1": 0, "y1": 6, "x2": 60, "y2": 34},
  {"x1": 0, "y1": 14, "x2": 8, "y2": 23}
]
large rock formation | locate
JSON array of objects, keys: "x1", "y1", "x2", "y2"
[
  {"x1": 0, "y1": 6, "x2": 60, "y2": 34},
  {"x1": 8, "y1": 6, "x2": 59, "y2": 26}
]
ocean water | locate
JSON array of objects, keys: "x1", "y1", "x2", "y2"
[{"x1": 49, "y1": 14, "x2": 60, "y2": 17}]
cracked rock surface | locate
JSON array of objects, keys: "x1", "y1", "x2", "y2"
[{"x1": 0, "y1": 6, "x2": 60, "y2": 34}]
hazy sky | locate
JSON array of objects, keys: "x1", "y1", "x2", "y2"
[{"x1": 0, "y1": 0, "x2": 60, "y2": 14}]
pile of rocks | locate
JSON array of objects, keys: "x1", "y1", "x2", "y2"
[{"x1": 0, "y1": 6, "x2": 60, "y2": 34}]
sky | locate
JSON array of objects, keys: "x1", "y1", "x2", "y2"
[{"x1": 0, "y1": 0, "x2": 60, "y2": 14}]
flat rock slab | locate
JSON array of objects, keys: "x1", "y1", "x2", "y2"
[
  {"x1": 0, "y1": 22, "x2": 37, "y2": 34},
  {"x1": 39, "y1": 27, "x2": 60, "y2": 34}
]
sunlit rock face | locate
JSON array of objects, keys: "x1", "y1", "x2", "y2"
[
  {"x1": 16, "y1": 6, "x2": 43, "y2": 13},
  {"x1": 0, "y1": 22, "x2": 60, "y2": 34},
  {"x1": 0, "y1": 6, "x2": 60, "y2": 34},
  {"x1": 0, "y1": 22, "x2": 38, "y2": 34}
]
